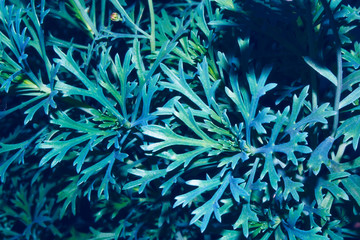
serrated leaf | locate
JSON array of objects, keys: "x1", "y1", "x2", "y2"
[
  {"x1": 283, "y1": 177, "x2": 304, "y2": 202},
  {"x1": 307, "y1": 136, "x2": 334, "y2": 175},
  {"x1": 160, "y1": 148, "x2": 210, "y2": 172},
  {"x1": 233, "y1": 203, "x2": 259, "y2": 238},
  {"x1": 218, "y1": 152, "x2": 248, "y2": 170},
  {"x1": 287, "y1": 203, "x2": 305, "y2": 227},
  {"x1": 336, "y1": 115, "x2": 360, "y2": 150},
  {"x1": 287, "y1": 103, "x2": 335, "y2": 134},
  {"x1": 339, "y1": 85, "x2": 360, "y2": 110},
  {"x1": 315, "y1": 179, "x2": 349, "y2": 205},
  {"x1": 174, "y1": 102, "x2": 218, "y2": 144},
  {"x1": 250, "y1": 107, "x2": 276, "y2": 134},
  {"x1": 260, "y1": 153, "x2": 280, "y2": 190},
  {"x1": 304, "y1": 56, "x2": 337, "y2": 86},
  {"x1": 214, "y1": 0, "x2": 235, "y2": 10},
  {"x1": 123, "y1": 168, "x2": 167, "y2": 194},
  {"x1": 173, "y1": 175, "x2": 220, "y2": 208},
  {"x1": 229, "y1": 176, "x2": 250, "y2": 202},
  {"x1": 190, "y1": 173, "x2": 230, "y2": 232},
  {"x1": 341, "y1": 175, "x2": 360, "y2": 207},
  {"x1": 284, "y1": 224, "x2": 328, "y2": 240},
  {"x1": 142, "y1": 125, "x2": 221, "y2": 151},
  {"x1": 57, "y1": 176, "x2": 81, "y2": 218},
  {"x1": 160, "y1": 171, "x2": 183, "y2": 195}
]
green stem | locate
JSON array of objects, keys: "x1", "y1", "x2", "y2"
[
  {"x1": 320, "y1": 0, "x2": 342, "y2": 136},
  {"x1": 148, "y1": 0, "x2": 156, "y2": 53}
]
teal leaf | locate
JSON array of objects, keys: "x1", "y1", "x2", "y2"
[
  {"x1": 219, "y1": 230, "x2": 241, "y2": 240},
  {"x1": 315, "y1": 179, "x2": 349, "y2": 205},
  {"x1": 122, "y1": 168, "x2": 167, "y2": 194},
  {"x1": 160, "y1": 171, "x2": 183, "y2": 195},
  {"x1": 214, "y1": 0, "x2": 236, "y2": 10},
  {"x1": 174, "y1": 102, "x2": 218, "y2": 144},
  {"x1": 272, "y1": 131, "x2": 312, "y2": 165},
  {"x1": 341, "y1": 175, "x2": 360, "y2": 207},
  {"x1": 250, "y1": 107, "x2": 276, "y2": 134},
  {"x1": 336, "y1": 115, "x2": 360, "y2": 150},
  {"x1": 57, "y1": 176, "x2": 81, "y2": 218},
  {"x1": 287, "y1": 103, "x2": 335, "y2": 134},
  {"x1": 159, "y1": 148, "x2": 210, "y2": 172},
  {"x1": 339, "y1": 85, "x2": 360, "y2": 109},
  {"x1": 307, "y1": 137, "x2": 334, "y2": 175},
  {"x1": 284, "y1": 224, "x2": 329, "y2": 240},
  {"x1": 287, "y1": 203, "x2": 304, "y2": 227},
  {"x1": 260, "y1": 153, "x2": 280, "y2": 190},
  {"x1": 342, "y1": 42, "x2": 360, "y2": 69},
  {"x1": 303, "y1": 56, "x2": 337, "y2": 86},
  {"x1": 189, "y1": 173, "x2": 231, "y2": 232},
  {"x1": 283, "y1": 177, "x2": 304, "y2": 202},
  {"x1": 286, "y1": 86, "x2": 309, "y2": 132},
  {"x1": 229, "y1": 176, "x2": 250, "y2": 202},
  {"x1": 142, "y1": 125, "x2": 221, "y2": 152},
  {"x1": 218, "y1": 153, "x2": 247, "y2": 170},
  {"x1": 225, "y1": 73, "x2": 250, "y2": 124},
  {"x1": 173, "y1": 174, "x2": 221, "y2": 208},
  {"x1": 233, "y1": 203, "x2": 259, "y2": 238}
]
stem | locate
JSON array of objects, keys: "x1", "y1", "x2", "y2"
[
  {"x1": 320, "y1": 0, "x2": 342, "y2": 136},
  {"x1": 305, "y1": 0, "x2": 318, "y2": 109},
  {"x1": 148, "y1": 0, "x2": 156, "y2": 53}
]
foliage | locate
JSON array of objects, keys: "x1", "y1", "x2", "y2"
[{"x1": 1, "y1": 0, "x2": 360, "y2": 239}]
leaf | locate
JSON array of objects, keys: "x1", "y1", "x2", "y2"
[
  {"x1": 159, "y1": 148, "x2": 210, "y2": 172},
  {"x1": 286, "y1": 86, "x2": 309, "y2": 132},
  {"x1": 307, "y1": 136, "x2": 334, "y2": 175},
  {"x1": 342, "y1": 42, "x2": 360, "y2": 69},
  {"x1": 189, "y1": 173, "x2": 231, "y2": 232},
  {"x1": 219, "y1": 230, "x2": 241, "y2": 240},
  {"x1": 214, "y1": 0, "x2": 236, "y2": 10},
  {"x1": 303, "y1": 56, "x2": 337, "y2": 86},
  {"x1": 173, "y1": 174, "x2": 221, "y2": 208},
  {"x1": 341, "y1": 175, "x2": 360, "y2": 207},
  {"x1": 260, "y1": 153, "x2": 281, "y2": 190},
  {"x1": 142, "y1": 125, "x2": 221, "y2": 152},
  {"x1": 122, "y1": 168, "x2": 167, "y2": 194},
  {"x1": 57, "y1": 176, "x2": 81, "y2": 218},
  {"x1": 342, "y1": 69, "x2": 360, "y2": 91},
  {"x1": 229, "y1": 176, "x2": 250, "y2": 202},
  {"x1": 218, "y1": 152, "x2": 248, "y2": 170},
  {"x1": 250, "y1": 107, "x2": 276, "y2": 134},
  {"x1": 283, "y1": 177, "x2": 304, "y2": 202},
  {"x1": 287, "y1": 102, "x2": 335, "y2": 134},
  {"x1": 272, "y1": 131, "x2": 312, "y2": 166},
  {"x1": 233, "y1": 203, "x2": 259, "y2": 238},
  {"x1": 315, "y1": 179, "x2": 349, "y2": 205},
  {"x1": 284, "y1": 224, "x2": 329, "y2": 240},
  {"x1": 160, "y1": 171, "x2": 183, "y2": 195},
  {"x1": 339, "y1": 85, "x2": 360, "y2": 109},
  {"x1": 336, "y1": 115, "x2": 360, "y2": 150},
  {"x1": 160, "y1": 60, "x2": 218, "y2": 120}
]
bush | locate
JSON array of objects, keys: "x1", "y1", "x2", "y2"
[{"x1": 1, "y1": 0, "x2": 360, "y2": 239}]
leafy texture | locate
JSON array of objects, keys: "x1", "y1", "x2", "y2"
[{"x1": 1, "y1": 0, "x2": 360, "y2": 239}]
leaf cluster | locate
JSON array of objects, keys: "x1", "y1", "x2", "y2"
[{"x1": 1, "y1": 0, "x2": 360, "y2": 239}]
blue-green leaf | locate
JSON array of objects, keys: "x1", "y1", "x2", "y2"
[
  {"x1": 173, "y1": 174, "x2": 220, "y2": 208},
  {"x1": 336, "y1": 116, "x2": 360, "y2": 150},
  {"x1": 303, "y1": 56, "x2": 337, "y2": 86},
  {"x1": 123, "y1": 168, "x2": 167, "y2": 194},
  {"x1": 283, "y1": 177, "x2": 304, "y2": 202},
  {"x1": 233, "y1": 203, "x2": 259, "y2": 237},
  {"x1": 307, "y1": 137, "x2": 334, "y2": 175},
  {"x1": 229, "y1": 176, "x2": 250, "y2": 202},
  {"x1": 190, "y1": 173, "x2": 231, "y2": 232}
]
